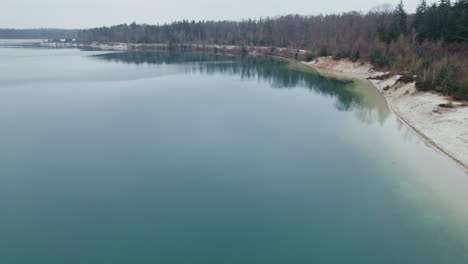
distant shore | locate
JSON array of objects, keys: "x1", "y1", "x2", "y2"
[
  {"x1": 41, "y1": 41, "x2": 468, "y2": 170},
  {"x1": 40, "y1": 41, "x2": 311, "y2": 59}
]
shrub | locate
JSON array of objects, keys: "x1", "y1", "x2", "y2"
[
  {"x1": 452, "y1": 79, "x2": 468, "y2": 101},
  {"x1": 399, "y1": 72, "x2": 415, "y2": 83},
  {"x1": 351, "y1": 50, "x2": 360, "y2": 62},
  {"x1": 415, "y1": 79, "x2": 432, "y2": 91},
  {"x1": 332, "y1": 51, "x2": 350, "y2": 61},
  {"x1": 369, "y1": 50, "x2": 389, "y2": 68},
  {"x1": 438, "y1": 102, "x2": 454, "y2": 108},
  {"x1": 368, "y1": 73, "x2": 392, "y2": 80},
  {"x1": 304, "y1": 52, "x2": 315, "y2": 62},
  {"x1": 437, "y1": 59, "x2": 459, "y2": 92},
  {"x1": 319, "y1": 47, "x2": 328, "y2": 57},
  {"x1": 391, "y1": 55, "x2": 404, "y2": 72}
]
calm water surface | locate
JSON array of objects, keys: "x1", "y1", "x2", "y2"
[{"x1": 1, "y1": 40, "x2": 468, "y2": 263}]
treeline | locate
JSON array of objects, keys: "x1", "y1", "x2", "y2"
[
  {"x1": 0, "y1": 29, "x2": 78, "y2": 39},
  {"x1": 77, "y1": 0, "x2": 468, "y2": 99}
]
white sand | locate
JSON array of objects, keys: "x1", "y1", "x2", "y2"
[{"x1": 304, "y1": 57, "x2": 468, "y2": 170}]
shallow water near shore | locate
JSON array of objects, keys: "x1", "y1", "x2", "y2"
[{"x1": 1, "y1": 40, "x2": 468, "y2": 264}]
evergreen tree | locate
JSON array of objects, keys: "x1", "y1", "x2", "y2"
[
  {"x1": 414, "y1": 0, "x2": 428, "y2": 41},
  {"x1": 394, "y1": 1, "x2": 408, "y2": 36},
  {"x1": 453, "y1": 0, "x2": 468, "y2": 42}
]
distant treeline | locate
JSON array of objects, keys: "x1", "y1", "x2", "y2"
[
  {"x1": 0, "y1": 29, "x2": 78, "y2": 39},
  {"x1": 78, "y1": 0, "x2": 468, "y2": 99}
]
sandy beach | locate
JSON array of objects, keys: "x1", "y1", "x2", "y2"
[{"x1": 304, "y1": 57, "x2": 468, "y2": 171}]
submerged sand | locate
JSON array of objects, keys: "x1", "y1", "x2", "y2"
[{"x1": 304, "y1": 57, "x2": 468, "y2": 171}]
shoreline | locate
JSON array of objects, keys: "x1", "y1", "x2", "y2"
[
  {"x1": 304, "y1": 57, "x2": 468, "y2": 171},
  {"x1": 41, "y1": 41, "x2": 468, "y2": 170},
  {"x1": 39, "y1": 41, "x2": 310, "y2": 59}
]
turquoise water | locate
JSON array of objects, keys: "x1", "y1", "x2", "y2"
[{"x1": 1, "y1": 40, "x2": 468, "y2": 263}]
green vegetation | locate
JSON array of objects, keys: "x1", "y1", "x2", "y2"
[
  {"x1": 76, "y1": 0, "x2": 468, "y2": 100},
  {"x1": 370, "y1": 50, "x2": 389, "y2": 68},
  {"x1": 332, "y1": 51, "x2": 351, "y2": 61},
  {"x1": 304, "y1": 52, "x2": 315, "y2": 62},
  {"x1": 439, "y1": 102, "x2": 454, "y2": 108},
  {"x1": 319, "y1": 47, "x2": 329, "y2": 57},
  {"x1": 399, "y1": 72, "x2": 415, "y2": 83},
  {"x1": 351, "y1": 50, "x2": 361, "y2": 62}
]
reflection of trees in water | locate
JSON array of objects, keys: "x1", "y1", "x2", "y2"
[
  {"x1": 0, "y1": 41, "x2": 42, "y2": 48},
  {"x1": 350, "y1": 81, "x2": 391, "y2": 125},
  {"x1": 92, "y1": 51, "x2": 390, "y2": 123},
  {"x1": 354, "y1": 103, "x2": 390, "y2": 126}
]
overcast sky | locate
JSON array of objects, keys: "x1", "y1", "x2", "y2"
[{"x1": 2, "y1": 0, "x2": 424, "y2": 29}]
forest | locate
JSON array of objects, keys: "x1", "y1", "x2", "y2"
[
  {"x1": 0, "y1": 29, "x2": 78, "y2": 39},
  {"x1": 77, "y1": 0, "x2": 468, "y2": 99}
]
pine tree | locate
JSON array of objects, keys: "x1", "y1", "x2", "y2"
[
  {"x1": 414, "y1": 0, "x2": 428, "y2": 41},
  {"x1": 394, "y1": 1, "x2": 408, "y2": 36}
]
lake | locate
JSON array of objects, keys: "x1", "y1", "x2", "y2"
[{"x1": 1, "y1": 40, "x2": 468, "y2": 264}]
